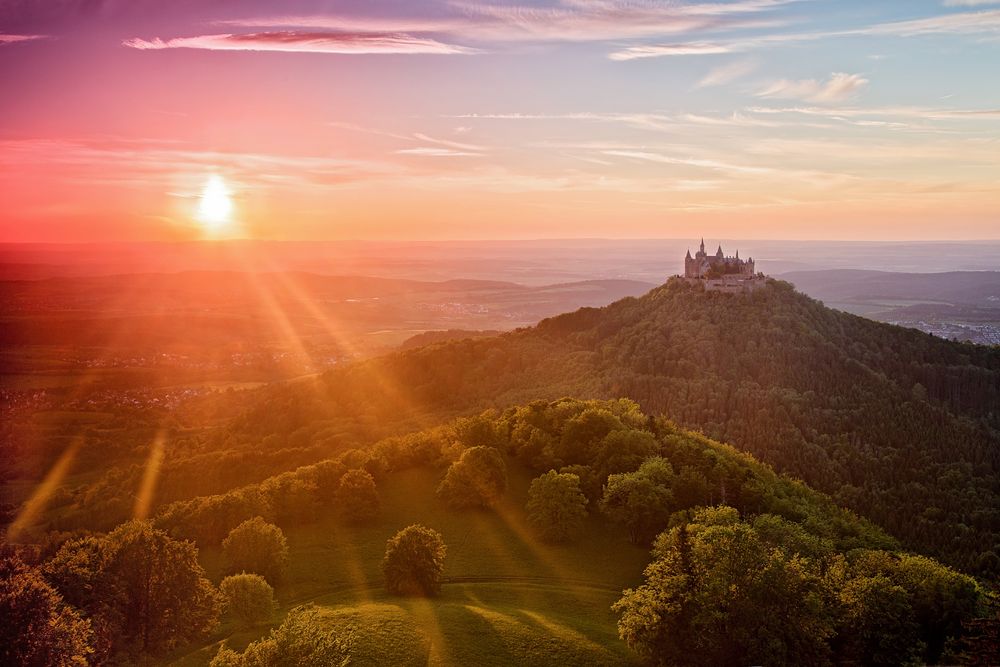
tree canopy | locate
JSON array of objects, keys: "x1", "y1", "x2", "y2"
[
  {"x1": 382, "y1": 524, "x2": 447, "y2": 596},
  {"x1": 525, "y1": 471, "x2": 589, "y2": 542},
  {"x1": 436, "y1": 446, "x2": 507, "y2": 509},
  {"x1": 222, "y1": 517, "x2": 289, "y2": 584}
]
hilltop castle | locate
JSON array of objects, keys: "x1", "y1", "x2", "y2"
[{"x1": 683, "y1": 239, "x2": 764, "y2": 292}]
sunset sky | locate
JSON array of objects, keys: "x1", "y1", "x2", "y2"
[{"x1": 1, "y1": 0, "x2": 998, "y2": 242}]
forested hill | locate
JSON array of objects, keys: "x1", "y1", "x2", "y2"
[{"x1": 239, "y1": 278, "x2": 1000, "y2": 575}]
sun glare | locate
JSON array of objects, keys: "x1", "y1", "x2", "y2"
[{"x1": 197, "y1": 174, "x2": 233, "y2": 231}]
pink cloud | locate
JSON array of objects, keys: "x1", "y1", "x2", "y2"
[
  {"x1": 122, "y1": 31, "x2": 478, "y2": 55},
  {"x1": 0, "y1": 34, "x2": 47, "y2": 45}
]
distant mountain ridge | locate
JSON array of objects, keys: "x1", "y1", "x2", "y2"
[{"x1": 779, "y1": 269, "x2": 1000, "y2": 311}]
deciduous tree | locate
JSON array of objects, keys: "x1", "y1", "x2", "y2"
[
  {"x1": 526, "y1": 471, "x2": 589, "y2": 542},
  {"x1": 382, "y1": 524, "x2": 447, "y2": 596},
  {"x1": 334, "y1": 469, "x2": 379, "y2": 523},
  {"x1": 222, "y1": 517, "x2": 289, "y2": 585},
  {"x1": 436, "y1": 446, "x2": 507, "y2": 509}
]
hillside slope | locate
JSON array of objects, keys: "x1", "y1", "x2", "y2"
[{"x1": 236, "y1": 279, "x2": 999, "y2": 574}]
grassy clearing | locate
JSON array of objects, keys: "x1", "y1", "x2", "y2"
[{"x1": 172, "y1": 464, "x2": 648, "y2": 666}]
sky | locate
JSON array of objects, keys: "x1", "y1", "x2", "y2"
[{"x1": 1, "y1": 0, "x2": 998, "y2": 242}]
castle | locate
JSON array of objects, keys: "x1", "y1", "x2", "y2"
[{"x1": 683, "y1": 239, "x2": 764, "y2": 292}]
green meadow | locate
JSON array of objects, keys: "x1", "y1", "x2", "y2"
[{"x1": 172, "y1": 465, "x2": 649, "y2": 666}]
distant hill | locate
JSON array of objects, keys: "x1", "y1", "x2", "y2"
[
  {"x1": 779, "y1": 269, "x2": 1000, "y2": 314},
  {"x1": 400, "y1": 329, "x2": 502, "y2": 350},
  {"x1": 235, "y1": 279, "x2": 1000, "y2": 575}
]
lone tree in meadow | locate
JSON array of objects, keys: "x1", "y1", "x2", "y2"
[
  {"x1": 219, "y1": 573, "x2": 276, "y2": 627},
  {"x1": 334, "y1": 469, "x2": 380, "y2": 523},
  {"x1": 222, "y1": 517, "x2": 289, "y2": 585},
  {"x1": 436, "y1": 446, "x2": 507, "y2": 509},
  {"x1": 526, "y1": 471, "x2": 589, "y2": 542},
  {"x1": 382, "y1": 524, "x2": 447, "y2": 596}
]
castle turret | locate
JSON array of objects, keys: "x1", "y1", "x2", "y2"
[{"x1": 682, "y1": 238, "x2": 761, "y2": 286}]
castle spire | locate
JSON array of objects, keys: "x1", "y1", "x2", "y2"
[
  {"x1": 699, "y1": 238, "x2": 705, "y2": 253},
  {"x1": 716, "y1": 244, "x2": 723, "y2": 258},
  {"x1": 685, "y1": 248, "x2": 692, "y2": 259}
]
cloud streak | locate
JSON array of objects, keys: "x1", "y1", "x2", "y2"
[
  {"x1": 609, "y1": 8, "x2": 1000, "y2": 60},
  {"x1": 756, "y1": 72, "x2": 869, "y2": 103},
  {"x1": 123, "y1": 31, "x2": 478, "y2": 55},
  {"x1": 0, "y1": 33, "x2": 46, "y2": 45},
  {"x1": 696, "y1": 59, "x2": 758, "y2": 87},
  {"x1": 214, "y1": 0, "x2": 797, "y2": 46}
]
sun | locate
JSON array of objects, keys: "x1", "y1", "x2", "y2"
[{"x1": 196, "y1": 174, "x2": 233, "y2": 231}]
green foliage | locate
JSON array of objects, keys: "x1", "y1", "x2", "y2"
[
  {"x1": 846, "y1": 550, "x2": 984, "y2": 663},
  {"x1": 436, "y1": 446, "x2": 508, "y2": 509},
  {"x1": 525, "y1": 471, "x2": 589, "y2": 542},
  {"x1": 555, "y1": 408, "x2": 625, "y2": 465},
  {"x1": 614, "y1": 509, "x2": 983, "y2": 667},
  {"x1": 453, "y1": 413, "x2": 504, "y2": 450},
  {"x1": 44, "y1": 520, "x2": 220, "y2": 659},
  {"x1": 600, "y1": 458, "x2": 674, "y2": 544},
  {"x1": 210, "y1": 604, "x2": 350, "y2": 667},
  {"x1": 334, "y1": 469, "x2": 380, "y2": 523},
  {"x1": 222, "y1": 517, "x2": 289, "y2": 584},
  {"x1": 220, "y1": 573, "x2": 276, "y2": 627},
  {"x1": 593, "y1": 429, "x2": 658, "y2": 479},
  {"x1": 382, "y1": 524, "x2": 447, "y2": 596},
  {"x1": 0, "y1": 553, "x2": 93, "y2": 666}
]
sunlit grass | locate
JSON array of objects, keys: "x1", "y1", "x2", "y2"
[{"x1": 172, "y1": 465, "x2": 647, "y2": 665}]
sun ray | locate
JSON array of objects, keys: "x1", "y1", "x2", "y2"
[
  {"x1": 133, "y1": 429, "x2": 166, "y2": 519},
  {"x1": 7, "y1": 437, "x2": 83, "y2": 542}
]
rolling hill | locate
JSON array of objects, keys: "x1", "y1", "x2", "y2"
[{"x1": 229, "y1": 278, "x2": 999, "y2": 575}]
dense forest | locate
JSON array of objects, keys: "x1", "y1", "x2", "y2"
[
  {"x1": 4, "y1": 399, "x2": 992, "y2": 665},
  {"x1": 225, "y1": 278, "x2": 1000, "y2": 575}
]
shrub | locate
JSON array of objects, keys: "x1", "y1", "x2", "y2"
[
  {"x1": 220, "y1": 573, "x2": 276, "y2": 627},
  {"x1": 210, "y1": 605, "x2": 349, "y2": 667}
]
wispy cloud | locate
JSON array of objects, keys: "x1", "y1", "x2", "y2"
[
  {"x1": 122, "y1": 31, "x2": 478, "y2": 55},
  {"x1": 696, "y1": 59, "x2": 758, "y2": 87},
  {"x1": 412, "y1": 133, "x2": 485, "y2": 152},
  {"x1": 756, "y1": 72, "x2": 869, "y2": 103},
  {"x1": 396, "y1": 147, "x2": 481, "y2": 157},
  {"x1": 609, "y1": 8, "x2": 1000, "y2": 60},
  {"x1": 603, "y1": 149, "x2": 772, "y2": 175},
  {"x1": 748, "y1": 104, "x2": 1000, "y2": 121},
  {"x1": 215, "y1": 0, "x2": 797, "y2": 47},
  {"x1": 0, "y1": 33, "x2": 46, "y2": 45},
  {"x1": 943, "y1": 0, "x2": 1000, "y2": 6}
]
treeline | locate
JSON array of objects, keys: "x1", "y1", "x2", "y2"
[
  {"x1": 5, "y1": 398, "x2": 993, "y2": 665},
  {"x1": 162, "y1": 399, "x2": 992, "y2": 664},
  {"x1": 224, "y1": 279, "x2": 999, "y2": 574}
]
